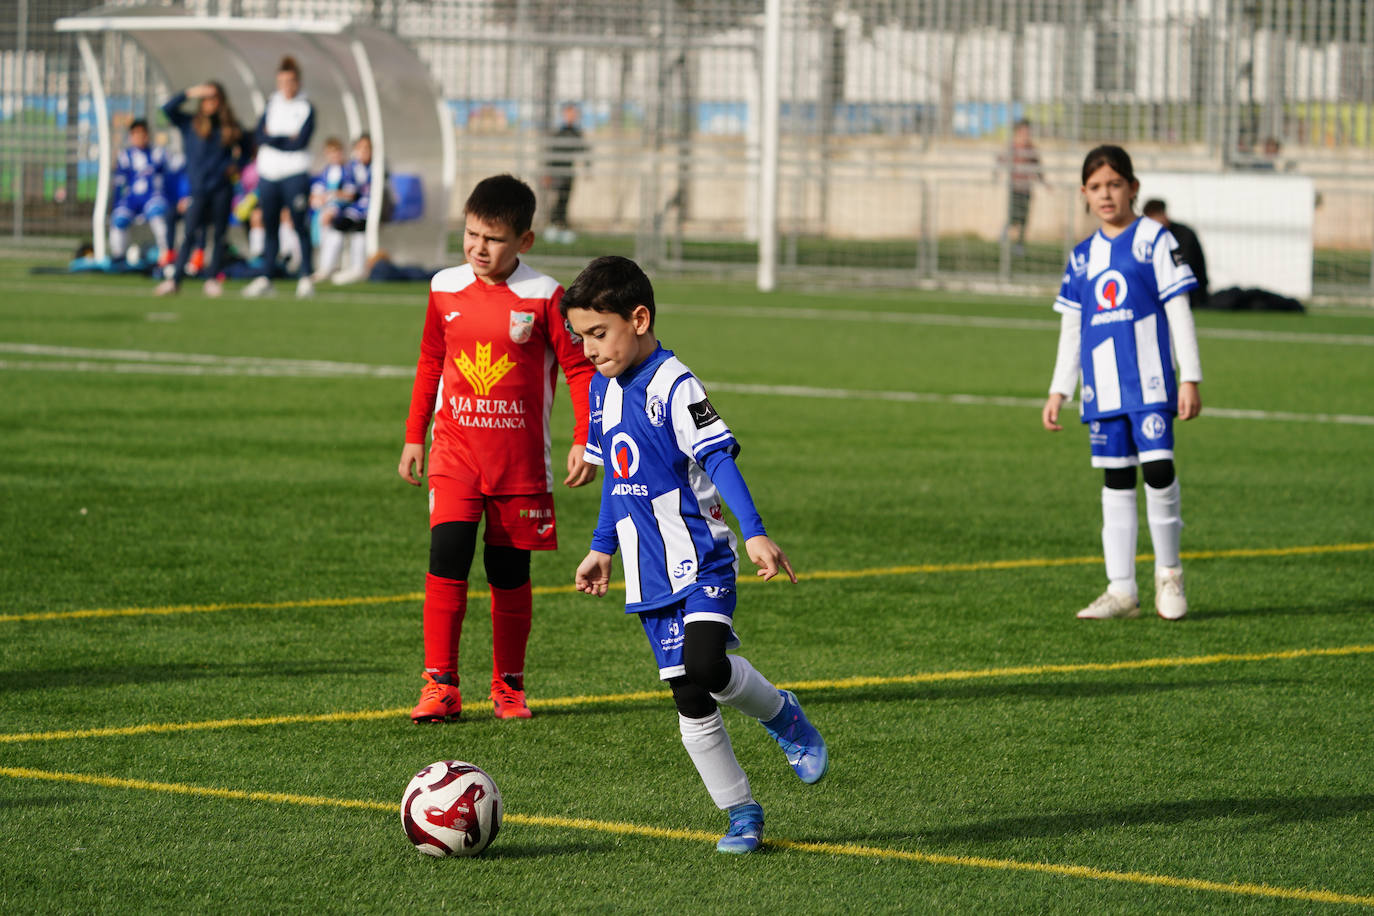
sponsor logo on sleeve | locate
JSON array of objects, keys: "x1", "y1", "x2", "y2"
[
  {"x1": 1172, "y1": 249, "x2": 1188, "y2": 267},
  {"x1": 687, "y1": 398, "x2": 720, "y2": 429}
]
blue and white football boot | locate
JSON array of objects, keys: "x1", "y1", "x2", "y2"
[
  {"x1": 762, "y1": 689, "x2": 828, "y2": 784},
  {"x1": 716, "y1": 802, "x2": 764, "y2": 854}
]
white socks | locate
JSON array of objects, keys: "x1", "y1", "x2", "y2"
[
  {"x1": 679, "y1": 711, "x2": 751, "y2": 810},
  {"x1": 149, "y1": 215, "x2": 169, "y2": 255},
  {"x1": 1101, "y1": 486, "x2": 1139, "y2": 598},
  {"x1": 248, "y1": 226, "x2": 266, "y2": 258},
  {"x1": 349, "y1": 232, "x2": 367, "y2": 271},
  {"x1": 108, "y1": 226, "x2": 129, "y2": 259},
  {"x1": 710, "y1": 655, "x2": 785, "y2": 721},
  {"x1": 317, "y1": 227, "x2": 344, "y2": 277},
  {"x1": 1145, "y1": 479, "x2": 1183, "y2": 570}
]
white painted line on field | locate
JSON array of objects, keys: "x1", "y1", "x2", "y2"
[
  {"x1": 4, "y1": 344, "x2": 1371, "y2": 425},
  {"x1": 659, "y1": 302, "x2": 1374, "y2": 347}
]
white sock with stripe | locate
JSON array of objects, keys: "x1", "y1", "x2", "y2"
[
  {"x1": 710, "y1": 655, "x2": 785, "y2": 721},
  {"x1": 679, "y1": 711, "x2": 752, "y2": 810},
  {"x1": 1102, "y1": 486, "x2": 1139, "y2": 598}
]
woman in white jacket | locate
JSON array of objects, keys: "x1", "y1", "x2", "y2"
[{"x1": 245, "y1": 56, "x2": 316, "y2": 298}]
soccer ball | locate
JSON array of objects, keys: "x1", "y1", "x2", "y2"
[{"x1": 401, "y1": 760, "x2": 502, "y2": 857}]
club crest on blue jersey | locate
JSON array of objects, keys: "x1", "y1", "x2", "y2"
[
  {"x1": 645, "y1": 395, "x2": 666, "y2": 427},
  {"x1": 1132, "y1": 237, "x2": 1154, "y2": 263},
  {"x1": 1093, "y1": 270, "x2": 1129, "y2": 310}
]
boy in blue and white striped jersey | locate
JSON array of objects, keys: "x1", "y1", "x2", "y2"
[{"x1": 563, "y1": 256, "x2": 827, "y2": 855}]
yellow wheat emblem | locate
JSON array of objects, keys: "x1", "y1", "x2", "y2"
[{"x1": 455, "y1": 342, "x2": 516, "y2": 396}]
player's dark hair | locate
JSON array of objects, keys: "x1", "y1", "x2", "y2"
[
  {"x1": 1142, "y1": 198, "x2": 1167, "y2": 217},
  {"x1": 129, "y1": 118, "x2": 148, "y2": 133},
  {"x1": 559, "y1": 255, "x2": 656, "y2": 329},
  {"x1": 323, "y1": 136, "x2": 344, "y2": 151},
  {"x1": 464, "y1": 174, "x2": 536, "y2": 236},
  {"x1": 1081, "y1": 144, "x2": 1136, "y2": 186},
  {"x1": 278, "y1": 55, "x2": 300, "y2": 77}
]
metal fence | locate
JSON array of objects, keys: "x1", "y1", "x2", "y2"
[{"x1": 4, "y1": 0, "x2": 1374, "y2": 296}]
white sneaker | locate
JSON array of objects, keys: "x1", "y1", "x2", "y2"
[
  {"x1": 243, "y1": 276, "x2": 274, "y2": 298},
  {"x1": 202, "y1": 278, "x2": 223, "y2": 298},
  {"x1": 153, "y1": 278, "x2": 178, "y2": 296},
  {"x1": 296, "y1": 276, "x2": 315, "y2": 299},
  {"x1": 1155, "y1": 567, "x2": 1187, "y2": 620},
  {"x1": 1077, "y1": 589, "x2": 1140, "y2": 620},
  {"x1": 330, "y1": 267, "x2": 366, "y2": 286}
]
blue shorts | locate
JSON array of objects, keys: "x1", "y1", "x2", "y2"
[
  {"x1": 112, "y1": 191, "x2": 169, "y2": 228},
  {"x1": 1088, "y1": 410, "x2": 1175, "y2": 468},
  {"x1": 639, "y1": 585, "x2": 739, "y2": 681}
]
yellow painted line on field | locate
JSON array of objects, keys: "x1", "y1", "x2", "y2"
[
  {"x1": 4, "y1": 541, "x2": 1371, "y2": 624},
  {"x1": 5, "y1": 644, "x2": 1371, "y2": 745},
  {"x1": 2, "y1": 766, "x2": 1371, "y2": 908}
]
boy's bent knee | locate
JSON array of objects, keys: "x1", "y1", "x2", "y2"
[
  {"x1": 1104, "y1": 466, "x2": 1137, "y2": 490},
  {"x1": 483, "y1": 544, "x2": 530, "y2": 590},
  {"x1": 1142, "y1": 459, "x2": 1175, "y2": 489},
  {"x1": 669, "y1": 676, "x2": 718, "y2": 719},
  {"x1": 429, "y1": 521, "x2": 478, "y2": 580}
]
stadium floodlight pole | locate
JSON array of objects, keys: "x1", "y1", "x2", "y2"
[
  {"x1": 75, "y1": 34, "x2": 112, "y2": 263},
  {"x1": 756, "y1": 0, "x2": 782, "y2": 292}
]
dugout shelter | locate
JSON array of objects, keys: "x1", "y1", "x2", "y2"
[{"x1": 56, "y1": 6, "x2": 454, "y2": 269}]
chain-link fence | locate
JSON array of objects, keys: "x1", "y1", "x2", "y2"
[{"x1": 4, "y1": 0, "x2": 1373, "y2": 296}]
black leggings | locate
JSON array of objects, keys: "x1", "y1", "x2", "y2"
[
  {"x1": 668, "y1": 621, "x2": 734, "y2": 719},
  {"x1": 1104, "y1": 460, "x2": 1175, "y2": 491},
  {"x1": 257, "y1": 172, "x2": 314, "y2": 279},
  {"x1": 429, "y1": 520, "x2": 530, "y2": 590},
  {"x1": 173, "y1": 184, "x2": 231, "y2": 284}
]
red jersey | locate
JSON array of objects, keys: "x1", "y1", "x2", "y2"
[{"x1": 405, "y1": 261, "x2": 595, "y2": 494}]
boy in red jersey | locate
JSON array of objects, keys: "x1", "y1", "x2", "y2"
[{"x1": 398, "y1": 174, "x2": 597, "y2": 721}]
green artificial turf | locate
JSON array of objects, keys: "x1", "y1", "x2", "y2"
[{"x1": 1, "y1": 257, "x2": 1372, "y2": 914}]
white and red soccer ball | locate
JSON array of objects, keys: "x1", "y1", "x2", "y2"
[{"x1": 401, "y1": 761, "x2": 502, "y2": 857}]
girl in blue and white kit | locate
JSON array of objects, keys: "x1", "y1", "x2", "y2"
[
  {"x1": 1041, "y1": 145, "x2": 1204, "y2": 621},
  {"x1": 244, "y1": 56, "x2": 316, "y2": 299}
]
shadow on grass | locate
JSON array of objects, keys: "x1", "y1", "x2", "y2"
[
  {"x1": 0, "y1": 660, "x2": 391, "y2": 692},
  {"x1": 1191, "y1": 599, "x2": 1374, "y2": 620},
  {"x1": 798, "y1": 676, "x2": 1303, "y2": 707},
  {"x1": 918, "y1": 793, "x2": 1374, "y2": 844}
]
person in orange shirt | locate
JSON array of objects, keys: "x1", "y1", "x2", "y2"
[{"x1": 398, "y1": 174, "x2": 597, "y2": 721}]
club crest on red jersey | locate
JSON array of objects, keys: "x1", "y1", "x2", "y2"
[{"x1": 509, "y1": 311, "x2": 535, "y2": 344}]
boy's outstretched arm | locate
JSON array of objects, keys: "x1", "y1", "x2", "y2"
[{"x1": 575, "y1": 551, "x2": 613, "y2": 596}]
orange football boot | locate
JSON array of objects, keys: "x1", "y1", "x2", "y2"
[
  {"x1": 490, "y1": 675, "x2": 532, "y2": 719},
  {"x1": 410, "y1": 672, "x2": 462, "y2": 723}
]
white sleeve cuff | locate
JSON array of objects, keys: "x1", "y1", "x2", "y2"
[
  {"x1": 1048, "y1": 309, "x2": 1081, "y2": 398},
  {"x1": 1163, "y1": 294, "x2": 1203, "y2": 383}
]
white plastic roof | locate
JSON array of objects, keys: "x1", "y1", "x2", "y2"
[{"x1": 57, "y1": 6, "x2": 454, "y2": 268}]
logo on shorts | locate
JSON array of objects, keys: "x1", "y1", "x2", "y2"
[
  {"x1": 1090, "y1": 421, "x2": 1101, "y2": 434},
  {"x1": 455, "y1": 342, "x2": 515, "y2": 396},
  {"x1": 1140, "y1": 413, "x2": 1167, "y2": 440},
  {"x1": 668, "y1": 621, "x2": 679, "y2": 637},
  {"x1": 672, "y1": 559, "x2": 695, "y2": 580},
  {"x1": 645, "y1": 395, "x2": 666, "y2": 427},
  {"x1": 702, "y1": 586, "x2": 731, "y2": 600},
  {"x1": 509, "y1": 311, "x2": 535, "y2": 344},
  {"x1": 537, "y1": 523, "x2": 554, "y2": 536},
  {"x1": 610, "y1": 432, "x2": 640, "y2": 479},
  {"x1": 1093, "y1": 270, "x2": 1129, "y2": 310}
]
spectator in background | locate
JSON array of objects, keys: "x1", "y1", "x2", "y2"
[
  {"x1": 108, "y1": 118, "x2": 171, "y2": 267},
  {"x1": 998, "y1": 118, "x2": 1046, "y2": 256},
  {"x1": 155, "y1": 82, "x2": 250, "y2": 297},
  {"x1": 544, "y1": 104, "x2": 588, "y2": 244},
  {"x1": 1142, "y1": 199, "x2": 1209, "y2": 307},
  {"x1": 244, "y1": 56, "x2": 316, "y2": 299}
]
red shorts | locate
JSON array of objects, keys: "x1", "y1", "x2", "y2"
[{"x1": 428, "y1": 475, "x2": 558, "y2": 551}]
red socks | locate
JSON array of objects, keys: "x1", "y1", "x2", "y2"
[
  {"x1": 490, "y1": 581, "x2": 532, "y2": 689},
  {"x1": 423, "y1": 573, "x2": 467, "y2": 678}
]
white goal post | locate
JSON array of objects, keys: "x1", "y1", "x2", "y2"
[{"x1": 55, "y1": 8, "x2": 455, "y2": 269}]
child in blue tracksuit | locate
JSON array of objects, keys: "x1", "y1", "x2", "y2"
[{"x1": 108, "y1": 119, "x2": 170, "y2": 264}]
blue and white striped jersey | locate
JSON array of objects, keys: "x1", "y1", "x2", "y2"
[
  {"x1": 582, "y1": 345, "x2": 743, "y2": 613},
  {"x1": 1055, "y1": 216, "x2": 1197, "y2": 422}
]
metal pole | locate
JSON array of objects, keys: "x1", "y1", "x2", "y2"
[
  {"x1": 13, "y1": 0, "x2": 27, "y2": 239},
  {"x1": 757, "y1": 0, "x2": 781, "y2": 292},
  {"x1": 76, "y1": 35, "x2": 111, "y2": 262},
  {"x1": 351, "y1": 38, "x2": 386, "y2": 259}
]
